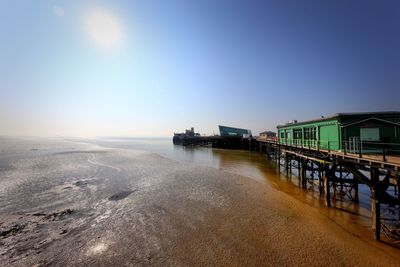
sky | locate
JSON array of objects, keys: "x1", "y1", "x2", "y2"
[{"x1": 0, "y1": 0, "x2": 399, "y2": 137}]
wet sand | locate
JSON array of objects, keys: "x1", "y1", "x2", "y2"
[{"x1": 0, "y1": 138, "x2": 399, "y2": 266}]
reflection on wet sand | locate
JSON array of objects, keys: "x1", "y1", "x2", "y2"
[
  {"x1": 87, "y1": 242, "x2": 108, "y2": 256},
  {"x1": 141, "y1": 142, "x2": 393, "y2": 248},
  {"x1": 210, "y1": 148, "x2": 378, "y2": 243}
]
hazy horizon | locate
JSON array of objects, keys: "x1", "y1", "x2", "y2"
[{"x1": 1, "y1": 0, "x2": 400, "y2": 137}]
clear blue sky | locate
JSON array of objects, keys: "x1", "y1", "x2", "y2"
[{"x1": 0, "y1": 0, "x2": 399, "y2": 137}]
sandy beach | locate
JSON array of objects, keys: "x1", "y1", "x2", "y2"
[{"x1": 0, "y1": 138, "x2": 399, "y2": 266}]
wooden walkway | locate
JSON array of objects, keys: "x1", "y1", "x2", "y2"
[{"x1": 257, "y1": 139, "x2": 400, "y2": 172}]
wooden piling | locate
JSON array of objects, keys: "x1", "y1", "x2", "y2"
[
  {"x1": 310, "y1": 162, "x2": 315, "y2": 184},
  {"x1": 370, "y1": 167, "x2": 381, "y2": 240},
  {"x1": 324, "y1": 164, "x2": 331, "y2": 207},
  {"x1": 318, "y1": 168, "x2": 323, "y2": 197},
  {"x1": 301, "y1": 160, "x2": 307, "y2": 189},
  {"x1": 353, "y1": 179, "x2": 359, "y2": 202}
]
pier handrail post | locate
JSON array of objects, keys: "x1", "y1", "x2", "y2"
[
  {"x1": 344, "y1": 141, "x2": 347, "y2": 155},
  {"x1": 328, "y1": 141, "x2": 330, "y2": 153},
  {"x1": 359, "y1": 140, "x2": 362, "y2": 158}
]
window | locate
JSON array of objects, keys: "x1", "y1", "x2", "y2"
[
  {"x1": 304, "y1": 127, "x2": 317, "y2": 140},
  {"x1": 360, "y1": 128, "x2": 379, "y2": 141}
]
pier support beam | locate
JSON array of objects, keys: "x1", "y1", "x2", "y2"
[
  {"x1": 318, "y1": 168, "x2": 323, "y2": 197},
  {"x1": 370, "y1": 167, "x2": 381, "y2": 240},
  {"x1": 277, "y1": 147, "x2": 281, "y2": 167},
  {"x1": 310, "y1": 162, "x2": 315, "y2": 185},
  {"x1": 285, "y1": 153, "x2": 289, "y2": 173},
  {"x1": 325, "y1": 179, "x2": 330, "y2": 207},
  {"x1": 301, "y1": 160, "x2": 307, "y2": 189},
  {"x1": 323, "y1": 164, "x2": 335, "y2": 207},
  {"x1": 353, "y1": 179, "x2": 359, "y2": 202}
]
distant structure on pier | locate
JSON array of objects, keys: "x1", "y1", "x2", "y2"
[
  {"x1": 219, "y1": 125, "x2": 252, "y2": 138},
  {"x1": 174, "y1": 127, "x2": 200, "y2": 138},
  {"x1": 183, "y1": 127, "x2": 200, "y2": 137},
  {"x1": 173, "y1": 127, "x2": 201, "y2": 145},
  {"x1": 259, "y1": 131, "x2": 276, "y2": 140}
]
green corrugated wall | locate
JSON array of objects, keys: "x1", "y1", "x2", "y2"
[{"x1": 277, "y1": 117, "x2": 341, "y2": 150}]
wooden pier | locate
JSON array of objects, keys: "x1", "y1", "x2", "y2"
[
  {"x1": 257, "y1": 138, "x2": 400, "y2": 243},
  {"x1": 173, "y1": 132, "x2": 400, "y2": 243}
]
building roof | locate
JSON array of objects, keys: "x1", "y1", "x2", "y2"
[
  {"x1": 219, "y1": 125, "x2": 250, "y2": 131},
  {"x1": 341, "y1": 117, "x2": 400, "y2": 128},
  {"x1": 336, "y1": 111, "x2": 400, "y2": 116},
  {"x1": 260, "y1": 131, "x2": 276, "y2": 134},
  {"x1": 277, "y1": 115, "x2": 337, "y2": 128},
  {"x1": 277, "y1": 111, "x2": 400, "y2": 128}
]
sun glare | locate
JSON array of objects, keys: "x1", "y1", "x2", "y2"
[{"x1": 86, "y1": 10, "x2": 122, "y2": 48}]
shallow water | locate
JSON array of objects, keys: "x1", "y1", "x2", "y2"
[
  {"x1": 0, "y1": 137, "x2": 398, "y2": 266},
  {"x1": 81, "y1": 137, "x2": 373, "y2": 210},
  {"x1": 72, "y1": 138, "x2": 399, "y2": 245}
]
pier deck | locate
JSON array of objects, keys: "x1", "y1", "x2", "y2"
[{"x1": 258, "y1": 139, "x2": 400, "y2": 170}]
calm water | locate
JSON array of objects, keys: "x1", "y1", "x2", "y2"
[
  {"x1": 0, "y1": 136, "x2": 374, "y2": 230},
  {"x1": 80, "y1": 137, "x2": 276, "y2": 183},
  {"x1": 80, "y1": 137, "x2": 373, "y2": 210},
  {"x1": 0, "y1": 136, "x2": 372, "y2": 209}
]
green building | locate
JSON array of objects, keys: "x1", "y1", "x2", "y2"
[{"x1": 277, "y1": 112, "x2": 400, "y2": 153}]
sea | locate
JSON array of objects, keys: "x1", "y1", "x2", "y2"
[{"x1": 0, "y1": 136, "x2": 398, "y2": 266}]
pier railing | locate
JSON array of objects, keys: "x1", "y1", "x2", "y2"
[{"x1": 260, "y1": 138, "x2": 400, "y2": 166}]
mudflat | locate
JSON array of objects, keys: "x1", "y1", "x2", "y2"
[{"x1": 0, "y1": 139, "x2": 399, "y2": 266}]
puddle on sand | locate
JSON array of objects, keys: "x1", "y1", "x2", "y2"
[{"x1": 108, "y1": 190, "x2": 136, "y2": 201}]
